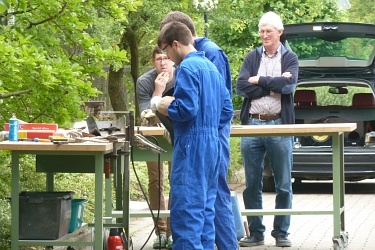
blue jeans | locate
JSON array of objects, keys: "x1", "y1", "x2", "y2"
[{"x1": 241, "y1": 118, "x2": 293, "y2": 239}]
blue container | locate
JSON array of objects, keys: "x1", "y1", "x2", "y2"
[
  {"x1": 69, "y1": 199, "x2": 88, "y2": 233},
  {"x1": 231, "y1": 191, "x2": 245, "y2": 240},
  {"x1": 8, "y1": 114, "x2": 18, "y2": 142}
]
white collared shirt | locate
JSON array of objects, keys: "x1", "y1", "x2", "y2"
[{"x1": 250, "y1": 46, "x2": 282, "y2": 115}]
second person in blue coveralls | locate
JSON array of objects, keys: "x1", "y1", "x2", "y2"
[
  {"x1": 160, "y1": 11, "x2": 238, "y2": 250},
  {"x1": 152, "y1": 20, "x2": 233, "y2": 250}
]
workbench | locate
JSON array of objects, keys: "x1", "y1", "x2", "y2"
[
  {"x1": 0, "y1": 141, "x2": 128, "y2": 250},
  {"x1": 129, "y1": 123, "x2": 356, "y2": 249},
  {"x1": 2, "y1": 123, "x2": 356, "y2": 250}
]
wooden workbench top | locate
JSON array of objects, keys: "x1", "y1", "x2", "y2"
[
  {"x1": 0, "y1": 141, "x2": 114, "y2": 152},
  {"x1": 0, "y1": 123, "x2": 356, "y2": 152},
  {"x1": 136, "y1": 123, "x2": 357, "y2": 137}
]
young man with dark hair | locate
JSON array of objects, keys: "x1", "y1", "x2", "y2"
[
  {"x1": 160, "y1": 11, "x2": 237, "y2": 250},
  {"x1": 152, "y1": 21, "x2": 233, "y2": 249}
]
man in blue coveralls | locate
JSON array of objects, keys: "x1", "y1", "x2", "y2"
[
  {"x1": 160, "y1": 11, "x2": 238, "y2": 250},
  {"x1": 151, "y1": 21, "x2": 233, "y2": 250}
]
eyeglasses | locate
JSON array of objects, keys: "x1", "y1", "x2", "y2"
[
  {"x1": 161, "y1": 44, "x2": 169, "y2": 53},
  {"x1": 155, "y1": 57, "x2": 170, "y2": 63},
  {"x1": 258, "y1": 29, "x2": 277, "y2": 36}
]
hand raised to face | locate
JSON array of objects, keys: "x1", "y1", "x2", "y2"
[{"x1": 154, "y1": 72, "x2": 170, "y2": 96}]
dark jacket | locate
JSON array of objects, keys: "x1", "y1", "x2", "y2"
[{"x1": 236, "y1": 44, "x2": 299, "y2": 125}]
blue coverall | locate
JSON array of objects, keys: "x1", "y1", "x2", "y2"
[
  {"x1": 195, "y1": 37, "x2": 238, "y2": 249},
  {"x1": 168, "y1": 51, "x2": 233, "y2": 250}
]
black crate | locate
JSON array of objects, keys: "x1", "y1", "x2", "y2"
[{"x1": 19, "y1": 191, "x2": 74, "y2": 240}]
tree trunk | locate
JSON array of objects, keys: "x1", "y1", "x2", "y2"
[
  {"x1": 124, "y1": 25, "x2": 140, "y2": 120},
  {"x1": 107, "y1": 24, "x2": 141, "y2": 123},
  {"x1": 107, "y1": 65, "x2": 128, "y2": 116}
]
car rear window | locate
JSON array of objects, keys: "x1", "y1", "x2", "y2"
[
  {"x1": 295, "y1": 85, "x2": 374, "y2": 107},
  {"x1": 285, "y1": 37, "x2": 375, "y2": 64}
]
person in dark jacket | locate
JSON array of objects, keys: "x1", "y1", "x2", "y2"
[
  {"x1": 136, "y1": 45, "x2": 175, "y2": 249},
  {"x1": 236, "y1": 11, "x2": 299, "y2": 248}
]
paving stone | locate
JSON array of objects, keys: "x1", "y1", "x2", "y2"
[{"x1": 129, "y1": 180, "x2": 375, "y2": 250}]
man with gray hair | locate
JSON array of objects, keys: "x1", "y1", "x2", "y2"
[{"x1": 236, "y1": 11, "x2": 299, "y2": 247}]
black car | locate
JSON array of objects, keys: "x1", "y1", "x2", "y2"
[{"x1": 263, "y1": 22, "x2": 375, "y2": 192}]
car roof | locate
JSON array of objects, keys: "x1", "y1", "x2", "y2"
[{"x1": 281, "y1": 22, "x2": 375, "y2": 77}]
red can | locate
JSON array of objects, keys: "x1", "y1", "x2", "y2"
[{"x1": 107, "y1": 228, "x2": 124, "y2": 250}]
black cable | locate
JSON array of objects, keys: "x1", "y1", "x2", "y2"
[
  {"x1": 145, "y1": 135, "x2": 164, "y2": 248},
  {"x1": 130, "y1": 134, "x2": 163, "y2": 249}
]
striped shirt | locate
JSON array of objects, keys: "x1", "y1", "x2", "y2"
[{"x1": 250, "y1": 46, "x2": 282, "y2": 115}]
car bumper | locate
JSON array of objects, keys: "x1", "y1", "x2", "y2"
[{"x1": 292, "y1": 147, "x2": 375, "y2": 181}]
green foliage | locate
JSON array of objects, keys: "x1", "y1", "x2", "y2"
[
  {"x1": 228, "y1": 137, "x2": 243, "y2": 182},
  {"x1": 109, "y1": 0, "x2": 187, "y2": 117},
  {"x1": 0, "y1": 150, "x2": 12, "y2": 249},
  {"x1": 345, "y1": 0, "x2": 375, "y2": 23},
  {"x1": 288, "y1": 36, "x2": 375, "y2": 63},
  {"x1": 0, "y1": 153, "x2": 48, "y2": 249},
  {"x1": 0, "y1": 0, "x2": 9, "y2": 13},
  {"x1": 0, "y1": 0, "x2": 138, "y2": 127},
  {"x1": 0, "y1": 198, "x2": 11, "y2": 249},
  {"x1": 0, "y1": 155, "x2": 171, "y2": 249},
  {"x1": 0, "y1": 0, "x2": 372, "y2": 248},
  {"x1": 302, "y1": 86, "x2": 373, "y2": 107},
  {"x1": 0, "y1": 151, "x2": 11, "y2": 195},
  {"x1": 206, "y1": 0, "x2": 344, "y2": 110}
]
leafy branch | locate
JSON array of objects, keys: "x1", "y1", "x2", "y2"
[
  {"x1": 27, "y1": 1, "x2": 68, "y2": 29},
  {"x1": 0, "y1": 89, "x2": 32, "y2": 99}
]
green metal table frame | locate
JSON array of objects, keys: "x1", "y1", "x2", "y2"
[
  {"x1": 124, "y1": 124, "x2": 355, "y2": 249},
  {"x1": 3, "y1": 123, "x2": 355, "y2": 250},
  {"x1": 2, "y1": 142, "x2": 121, "y2": 250}
]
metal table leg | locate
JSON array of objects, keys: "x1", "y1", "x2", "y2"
[
  {"x1": 123, "y1": 141, "x2": 131, "y2": 249},
  {"x1": 332, "y1": 132, "x2": 349, "y2": 249},
  {"x1": 94, "y1": 153, "x2": 104, "y2": 250},
  {"x1": 11, "y1": 152, "x2": 20, "y2": 250}
]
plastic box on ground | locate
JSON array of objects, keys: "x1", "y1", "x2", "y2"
[
  {"x1": 19, "y1": 191, "x2": 74, "y2": 240},
  {"x1": 69, "y1": 199, "x2": 88, "y2": 233}
]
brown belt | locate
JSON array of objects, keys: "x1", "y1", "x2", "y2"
[{"x1": 250, "y1": 113, "x2": 281, "y2": 121}]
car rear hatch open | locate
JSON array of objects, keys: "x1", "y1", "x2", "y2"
[{"x1": 281, "y1": 22, "x2": 375, "y2": 79}]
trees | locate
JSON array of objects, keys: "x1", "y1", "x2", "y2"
[
  {"x1": 105, "y1": 0, "x2": 346, "y2": 120},
  {"x1": 107, "y1": 1, "x2": 187, "y2": 120},
  {"x1": 0, "y1": 0, "x2": 139, "y2": 125},
  {"x1": 0, "y1": 0, "x2": 362, "y2": 248},
  {"x1": 1, "y1": 0, "x2": 362, "y2": 125},
  {"x1": 207, "y1": 0, "x2": 344, "y2": 108},
  {"x1": 346, "y1": 0, "x2": 375, "y2": 23}
]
